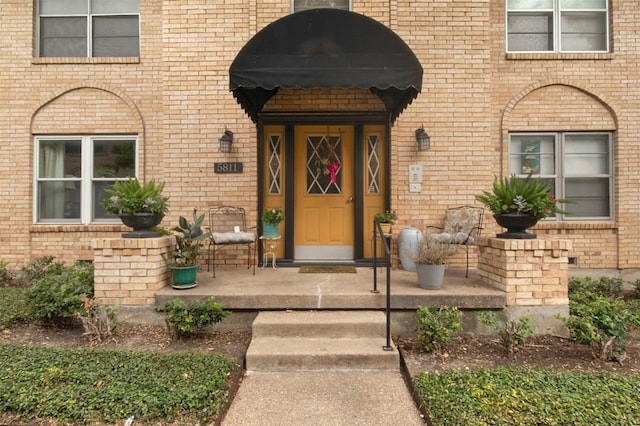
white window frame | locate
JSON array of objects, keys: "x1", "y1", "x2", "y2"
[
  {"x1": 37, "y1": 0, "x2": 140, "y2": 58},
  {"x1": 508, "y1": 132, "x2": 613, "y2": 220},
  {"x1": 34, "y1": 135, "x2": 138, "y2": 224},
  {"x1": 506, "y1": 0, "x2": 609, "y2": 53}
]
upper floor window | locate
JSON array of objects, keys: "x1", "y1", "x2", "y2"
[
  {"x1": 509, "y1": 132, "x2": 612, "y2": 220},
  {"x1": 38, "y1": 0, "x2": 140, "y2": 57},
  {"x1": 35, "y1": 136, "x2": 137, "y2": 224},
  {"x1": 293, "y1": 0, "x2": 350, "y2": 13},
  {"x1": 506, "y1": 0, "x2": 608, "y2": 53}
]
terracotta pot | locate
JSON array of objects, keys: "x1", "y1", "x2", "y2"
[{"x1": 494, "y1": 213, "x2": 539, "y2": 239}]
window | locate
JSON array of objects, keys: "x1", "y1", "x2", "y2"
[
  {"x1": 293, "y1": 0, "x2": 350, "y2": 13},
  {"x1": 35, "y1": 136, "x2": 137, "y2": 224},
  {"x1": 506, "y1": 0, "x2": 608, "y2": 53},
  {"x1": 509, "y1": 132, "x2": 612, "y2": 220},
  {"x1": 38, "y1": 0, "x2": 140, "y2": 57}
]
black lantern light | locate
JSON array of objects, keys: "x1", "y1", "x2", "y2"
[
  {"x1": 219, "y1": 130, "x2": 234, "y2": 153},
  {"x1": 415, "y1": 126, "x2": 430, "y2": 151}
]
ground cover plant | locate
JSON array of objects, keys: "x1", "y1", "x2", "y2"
[
  {"x1": 414, "y1": 366, "x2": 640, "y2": 425},
  {"x1": 0, "y1": 344, "x2": 235, "y2": 424}
]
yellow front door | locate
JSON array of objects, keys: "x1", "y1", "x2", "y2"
[{"x1": 294, "y1": 126, "x2": 354, "y2": 260}]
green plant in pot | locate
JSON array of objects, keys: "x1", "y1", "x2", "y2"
[
  {"x1": 261, "y1": 207, "x2": 285, "y2": 238},
  {"x1": 475, "y1": 174, "x2": 568, "y2": 239},
  {"x1": 169, "y1": 209, "x2": 211, "y2": 289},
  {"x1": 102, "y1": 178, "x2": 169, "y2": 238},
  {"x1": 412, "y1": 234, "x2": 459, "y2": 290},
  {"x1": 374, "y1": 210, "x2": 396, "y2": 234}
]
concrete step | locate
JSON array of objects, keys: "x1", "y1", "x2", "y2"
[
  {"x1": 252, "y1": 310, "x2": 388, "y2": 339},
  {"x1": 246, "y1": 310, "x2": 399, "y2": 372}
]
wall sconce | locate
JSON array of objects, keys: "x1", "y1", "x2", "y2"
[
  {"x1": 415, "y1": 126, "x2": 430, "y2": 151},
  {"x1": 219, "y1": 130, "x2": 233, "y2": 153}
]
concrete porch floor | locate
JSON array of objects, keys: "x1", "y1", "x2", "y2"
[{"x1": 155, "y1": 266, "x2": 506, "y2": 311}]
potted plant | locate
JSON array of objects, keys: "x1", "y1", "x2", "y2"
[
  {"x1": 261, "y1": 207, "x2": 285, "y2": 238},
  {"x1": 412, "y1": 234, "x2": 459, "y2": 290},
  {"x1": 475, "y1": 174, "x2": 568, "y2": 239},
  {"x1": 102, "y1": 178, "x2": 169, "y2": 238},
  {"x1": 374, "y1": 210, "x2": 396, "y2": 234},
  {"x1": 169, "y1": 210, "x2": 211, "y2": 289}
]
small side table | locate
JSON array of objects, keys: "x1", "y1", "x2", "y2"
[{"x1": 260, "y1": 236, "x2": 281, "y2": 269}]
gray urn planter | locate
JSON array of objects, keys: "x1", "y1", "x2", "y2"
[{"x1": 416, "y1": 263, "x2": 445, "y2": 290}]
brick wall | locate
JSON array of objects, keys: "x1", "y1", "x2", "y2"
[
  {"x1": 477, "y1": 237, "x2": 571, "y2": 307},
  {"x1": 0, "y1": 0, "x2": 639, "y2": 274},
  {"x1": 93, "y1": 236, "x2": 173, "y2": 306}
]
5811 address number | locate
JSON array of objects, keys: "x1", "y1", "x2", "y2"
[{"x1": 214, "y1": 162, "x2": 243, "y2": 173}]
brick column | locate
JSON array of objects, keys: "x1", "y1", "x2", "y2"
[
  {"x1": 477, "y1": 236, "x2": 571, "y2": 335},
  {"x1": 92, "y1": 236, "x2": 174, "y2": 306}
]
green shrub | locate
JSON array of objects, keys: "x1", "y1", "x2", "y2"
[
  {"x1": 0, "y1": 288, "x2": 30, "y2": 327},
  {"x1": 25, "y1": 260, "x2": 94, "y2": 324},
  {"x1": 415, "y1": 367, "x2": 640, "y2": 425},
  {"x1": 0, "y1": 259, "x2": 12, "y2": 284},
  {"x1": 560, "y1": 276, "x2": 637, "y2": 361},
  {"x1": 568, "y1": 276, "x2": 624, "y2": 300},
  {"x1": 0, "y1": 344, "x2": 235, "y2": 424},
  {"x1": 18, "y1": 255, "x2": 65, "y2": 283},
  {"x1": 479, "y1": 311, "x2": 534, "y2": 359},
  {"x1": 416, "y1": 305, "x2": 462, "y2": 355},
  {"x1": 157, "y1": 297, "x2": 230, "y2": 337}
]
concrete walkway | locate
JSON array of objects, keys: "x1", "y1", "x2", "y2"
[{"x1": 222, "y1": 371, "x2": 425, "y2": 425}]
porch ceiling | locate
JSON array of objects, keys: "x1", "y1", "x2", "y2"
[{"x1": 229, "y1": 9, "x2": 423, "y2": 123}]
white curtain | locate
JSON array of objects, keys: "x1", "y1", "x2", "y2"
[{"x1": 41, "y1": 143, "x2": 66, "y2": 219}]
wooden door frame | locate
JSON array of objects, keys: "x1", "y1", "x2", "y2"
[{"x1": 257, "y1": 113, "x2": 390, "y2": 264}]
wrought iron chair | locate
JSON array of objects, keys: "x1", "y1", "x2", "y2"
[
  {"x1": 207, "y1": 206, "x2": 256, "y2": 278},
  {"x1": 426, "y1": 205, "x2": 484, "y2": 278}
]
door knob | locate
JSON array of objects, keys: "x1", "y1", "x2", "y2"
[{"x1": 347, "y1": 196, "x2": 354, "y2": 203}]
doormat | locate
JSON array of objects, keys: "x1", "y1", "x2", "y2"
[{"x1": 299, "y1": 266, "x2": 357, "y2": 274}]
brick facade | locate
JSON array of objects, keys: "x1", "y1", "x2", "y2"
[{"x1": 0, "y1": 1, "x2": 638, "y2": 276}]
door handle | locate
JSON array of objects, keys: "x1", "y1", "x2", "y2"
[{"x1": 347, "y1": 196, "x2": 354, "y2": 203}]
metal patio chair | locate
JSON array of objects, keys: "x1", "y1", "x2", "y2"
[
  {"x1": 207, "y1": 206, "x2": 256, "y2": 278},
  {"x1": 426, "y1": 205, "x2": 484, "y2": 278}
]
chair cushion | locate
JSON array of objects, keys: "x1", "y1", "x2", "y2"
[
  {"x1": 443, "y1": 208, "x2": 482, "y2": 237},
  {"x1": 211, "y1": 232, "x2": 256, "y2": 244},
  {"x1": 430, "y1": 232, "x2": 474, "y2": 245}
]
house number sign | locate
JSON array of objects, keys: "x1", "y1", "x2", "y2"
[{"x1": 214, "y1": 162, "x2": 243, "y2": 173}]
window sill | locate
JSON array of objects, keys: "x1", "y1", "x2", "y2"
[
  {"x1": 506, "y1": 53, "x2": 613, "y2": 61},
  {"x1": 32, "y1": 57, "x2": 140, "y2": 65},
  {"x1": 534, "y1": 221, "x2": 617, "y2": 231},
  {"x1": 30, "y1": 223, "x2": 127, "y2": 233}
]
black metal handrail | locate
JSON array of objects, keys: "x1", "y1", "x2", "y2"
[{"x1": 372, "y1": 218, "x2": 393, "y2": 351}]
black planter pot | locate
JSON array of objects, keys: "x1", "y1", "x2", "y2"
[
  {"x1": 494, "y1": 213, "x2": 539, "y2": 239},
  {"x1": 119, "y1": 213, "x2": 164, "y2": 238}
]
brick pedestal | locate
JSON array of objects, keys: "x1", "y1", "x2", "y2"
[
  {"x1": 92, "y1": 236, "x2": 174, "y2": 306},
  {"x1": 477, "y1": 236, "x2": 572, "y2": 335}
]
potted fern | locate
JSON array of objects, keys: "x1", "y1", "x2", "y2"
[
  {"x1": 102, "y1": 178, "x2": 169, "y2": 238},
  {"x1": 169, "y1": 210, "x2": 211, "y2": 289},
  {"x1": 475, "y1": 174, "x2": 568, "y2": 239}
]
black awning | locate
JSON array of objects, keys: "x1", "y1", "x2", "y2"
[{"x1": 230, "y1": 9, "x2": 423, "y2": 123}]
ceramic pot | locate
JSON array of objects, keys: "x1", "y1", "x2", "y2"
[
  {"x1": 169, "y1": 263, "x2": 200, "y2": 289},
  {"x1": 119, "y1": 213, "x2": 163, "y2": 238},
  {"x1": 263, "y1": 222, "x2": 280, "y2": 238},
  {"x1": 398, "y1": 227, "x2": 423, "y2": 272},
  {"x1": 494, "y1": 213, "x2": 539, "y2": 239}
]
